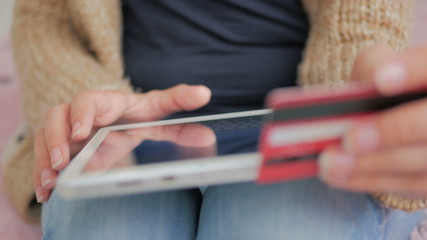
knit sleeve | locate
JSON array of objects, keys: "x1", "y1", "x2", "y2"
[
  {"x1": 300, "y1": 0, "x2": 427, "y2": 211},
  {"x1": 299, "y1": 0, "x2": 413, "y2": 87},
  {"x1": 12, "y1": 0, "x2": 132, "y2": 131},
  {"x1": 3, "y1": 0, "x2": 132, "y2": 223}
]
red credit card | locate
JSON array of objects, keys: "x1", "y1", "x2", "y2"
[{"x1": 258, "y1": 84, "x2": 427, "y2": 184}]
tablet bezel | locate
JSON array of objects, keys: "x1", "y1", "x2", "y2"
[{"x1": 57, "y1": 109, "x2": 271, "y2": 199}]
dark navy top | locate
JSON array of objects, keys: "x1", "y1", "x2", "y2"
[{"x1": 122, "y1": 0, "x2": 309, "y2": 115}]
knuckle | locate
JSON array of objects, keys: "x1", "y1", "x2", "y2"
[
  {"x1": 71, "y1": 90, "x2": 100, "y2": 118},
  {"x1": 378, "y1": 118, "x2": 406, "y2": 146},
  {"x1": 72, "y1": 89, "x2": 98, "y2": 103},
  {"x1": 44, "y1": 104, "x2": 69, "y2": 122},
  {"x1": 379, "y1": 102, "x2": 427, "y2": 146}
]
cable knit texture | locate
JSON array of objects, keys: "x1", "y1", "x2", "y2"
[
  {"x1": 1, "y1": 0, "x2": 423, "y2": 224},
  {"x1": 299, "y1": 0, "x2": 412, "y2": 87}
]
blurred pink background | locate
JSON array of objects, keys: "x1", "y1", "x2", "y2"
[{"x1": 0, "y1": 1, "x2": 427, "y2": 239}]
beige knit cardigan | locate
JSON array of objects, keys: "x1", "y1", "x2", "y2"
[{"x1": 2, "y1": 0, "x2": 424, "y2": 224}]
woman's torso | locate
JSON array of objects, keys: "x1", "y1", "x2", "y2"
[{"x1": 122, "y1": 0, "x2": 309, "y2": 115}]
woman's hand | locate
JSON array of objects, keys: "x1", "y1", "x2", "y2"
[
  {"x1": 319, "y1": 45, "x2": 427, "y2": 198},
  {"x1": 33, "y1": 84, "x2": 211, "y2": 202}
]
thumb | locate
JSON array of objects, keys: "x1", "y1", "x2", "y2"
[
  {"x1": 70, "y1": 84, "x2": 211, "y2": 141},
  {"x1": 373, "y1": 46, "x2": 427, "y2": 95},
  {"x1": 350, "y1": 45, "x2": 396, "y2": 85},
  {"x1": 123, "y1": 84, "x2": 212, "y2": 121}
]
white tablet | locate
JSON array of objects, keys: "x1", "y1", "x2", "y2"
[{"x1": 57, "y1": 109, "x2": 271, "y2": 200}]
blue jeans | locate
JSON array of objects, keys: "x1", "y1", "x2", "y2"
[{"x1": 42, "y1": 179, "x2": 423, "y2": 240}]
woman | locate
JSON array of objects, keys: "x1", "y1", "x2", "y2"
[{"x1": 3, "y1": 0, "x2": 426, "y2": 239}]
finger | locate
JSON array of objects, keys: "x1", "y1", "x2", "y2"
[
  {"x1": 373, "y1": 46, "x2": 427, "y2": 95},
  {"x1": 319, "y1": 144, "x2": 427, "y2": 182},
  {"x1": 342, "y1": 98, "x2": 427, "y2": 153},
  {"x1": 44, "y1": 104, "x2": 71, "y2": 170},
  {"x1": 126, "y1": 84, "x2": 211, "y2": 121},
  {"x1": 34, "y1": 129, "x2": 57, "y2": 203},
  {"x1": 69, "y1": 85, "x2": 211, "y2": 141},
  {"x1": 327, "y1": 172, "x2": 427, "y2": 199},
  {"x1": 350, "y1": 45, "x2": 396, "y2": 84},
  {"x1": 70, "y1": 90, "x2": 129, "y2": 141},
  {"x1": 350, "y1": 145, "x2": 427, "y2": 176},
  {"x1": 319, "y1": 146, "x2": 427, "y2": 197}
]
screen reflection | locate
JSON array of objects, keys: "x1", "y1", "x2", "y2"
[{"x1": 83, "y1": 116, "x2": 263, "y2": 173}]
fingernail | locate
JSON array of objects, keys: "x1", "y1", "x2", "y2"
[
  {"x1": 343, "y1": 121, "x2": 379, "y2": 153},
  {"x1": 375, "y1": 62, "x2": 406, "y2": 94},
  {"x1": 36, "y1": 187, "x2": 44, "y2": 203},
  {"x1": 41, "y1": 168, "x2": 53, "y2": 187},
  {"x1": 51, "y1": 148, "x2": 63, "y2": 169},
  {"x1": 72, "y1": 122, "x2": 82, "y2": 139},
  {"x1": 319, "y1": 149, "x2": 355, "y2": 181}
]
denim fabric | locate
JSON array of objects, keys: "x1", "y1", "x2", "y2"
[{"x1": 42, "y1": 179, "x2": 423, "y2": 240}]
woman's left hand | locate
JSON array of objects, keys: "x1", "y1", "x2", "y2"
[{"x1": 319, "y1": 44, "x2": 427, "y2": 198}]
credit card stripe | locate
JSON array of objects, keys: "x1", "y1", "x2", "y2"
[
  {"x1": 271, "y1": 91, "x2": 427, "y2": 122},
  {"x1": 268, "y1": 118, "x2": 353, "y2": 146},
  {"x1": 265, "y1": 153, "x2": 318, "y2": 165}
]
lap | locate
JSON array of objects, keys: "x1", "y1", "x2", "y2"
[
  {"x1": 42, "y1": 189, "x2": 202, "y2": 240},
  {"x1": 42, "y1": 179, "x2": 424, "y2": 240},
  {"x1": 198, "y1": 179, "x2": 423, "y2": 240}
]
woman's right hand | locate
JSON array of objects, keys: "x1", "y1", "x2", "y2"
[{"x1": 33, "y1": 84, "x2": 212, "y2": 203}]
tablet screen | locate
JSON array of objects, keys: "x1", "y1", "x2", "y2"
[{"x1": 82, "y1": 114, "x2": 265, "y2": 174}]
